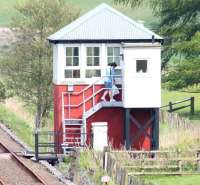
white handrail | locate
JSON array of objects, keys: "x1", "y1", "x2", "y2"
[
  {"x1": 64, "y1": 87, "x2": 122, "y2": 108},
  {"x1": 62, "y1": 75, "x2": 122, "y2": 120},
  {"x1": 62, "y1": 75, "x2": 122, "y2": 96}
]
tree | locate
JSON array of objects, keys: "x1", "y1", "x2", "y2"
[
  {"x1": 0, "y1": 81, "x2": 6, "y2": 103},
  {"x1": 163, "y1": 32, "x2": 200, "y2": 91},
  {"x1": 1, "y1": 0, "x2": 79, "y2": 128},
  {"x1": 115, "y1": 0, "x2": 200, "y2": 68}
]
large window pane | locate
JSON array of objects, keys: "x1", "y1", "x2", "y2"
[
  {"x1": 114, "y1": 69, "x2": 122, "y2": 76},
  {"x1": 66, "y1": 57, "x2": 72, "y2": 66},
  {"x1": 107, "y1": 47, "x2": 113, "y2": 56},
  {"x1": 94, "y1": 57, "x2": 99, "y2": 66},
  {"x1": 87, "y1": 57, "x2": 93, "y2": 66},
  {"x1": 64, "y1": 70, "x2": 72, "y2": 78},
  {"x1": 107, "y1": 47, "x2": 120, "y2": 66},
  {"x1": 66, "y1": 48, "x2": 72, "y2": 56},
  {"x1": 65, "y1": 47, "x2": 80, "y2": 79},
  {"x1": 73, "y1": 70, "x2": 80, "y2": 78},
  {"x1": 114, "y1": 57, "x2": 120, "y2": 66},
  {"x1": 87, "y1": 47, "x2": 93, "y2": 56},
  {"x1": 94, "y1": 47, "x2": 99, "y2": 56},
  {"x1": 136, "y1": 60, "x2": 147, "y2": 73},
  {"x1": 73, "y1": 47, "x2": 79, "y2": 56},
  {"x1": 107, "y1": 57, "x2": 113, "y2": 64},
  {"x1": 86, "y1": 70, "x2": 101, "y2": 78},
  {"x1": 114, "y1": 47, "x2": 120, "y2": 56},
  {"x1": 73, "y1": 57, "x2": 79, "y2": 66}
]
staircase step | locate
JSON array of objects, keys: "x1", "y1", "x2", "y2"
[
  {"x1": 64, "y1": 141, "x2": 81, "y2": 144},
  {"x1": 64, "y1": 119, "x2": 82, "y2": 125},
  {"x1": 64, "y1": 127, "x2": 82, "y2": 130}
]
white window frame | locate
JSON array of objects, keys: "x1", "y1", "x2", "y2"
[
  {"x1": 106, "y1": 44, "x2": 122, "y2": 73},
  {"x1": 105, "y1": 44, "x2": 122, "y2": 84},
  {"x1": 84, "y1": 44, "x2": 102, "y2": 80},
  {"x1": 134, "y1": 58, "x2": 151, "y2": 78},
  {"x1": 64, "y1": 44, "x2": 81, "y2": 80}
]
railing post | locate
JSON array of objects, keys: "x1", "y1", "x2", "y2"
[
  {"x1": 83, "y1": 92, "x2": 85, "y2": 113},
  {"x1": 169, "y1": 102, "x2": 173, "y2": 113},
  {"x1": 190, "y1": 97, "x2": 195, "y2": 115},
  {"x1": 92, "y1": 84, "x2": 95, "y2": 107}
]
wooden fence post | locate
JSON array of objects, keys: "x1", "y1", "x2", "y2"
[
  {"x1": 122, "y1": 169, "x2": 128, "y2": 185},
  {"x1": 177, "y1": 149, "x2": 182, "y2": 173},
  {"x1": 191, "y1": 97, "x2": 195, "y2": 115},
  {"x1": 169, "y1": 102, "x2": 173, "y2": 113},
  {"x1": 103, "y1": 147, "x2": 110, "y2": 171}
]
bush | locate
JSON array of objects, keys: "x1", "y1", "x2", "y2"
[{"x1": 0, "y1": 81, "x2": 6, "y2": 102}]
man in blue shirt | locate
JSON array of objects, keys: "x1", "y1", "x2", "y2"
[{"x1": 101, "y1": 62, "x2": 117, "y2": 102}]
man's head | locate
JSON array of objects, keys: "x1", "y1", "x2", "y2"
[{"x1": 108, "y1": 62, "x2": 117, "y2": 68}]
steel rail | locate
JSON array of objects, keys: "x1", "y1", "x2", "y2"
[
  {"x1": 0, "y1": 177, "x2": 6, "y2": 185},
  {"x1": 0, "y1": 142, "x2": 48, "y2": 185}
]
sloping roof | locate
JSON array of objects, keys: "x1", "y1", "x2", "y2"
[{"x1": 48, "y1": 3, "x2": 163, "y2": 43}]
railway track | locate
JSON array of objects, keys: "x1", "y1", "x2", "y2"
[{"x1": 0, "y1": 141, "x2": 48, "y2": 185}]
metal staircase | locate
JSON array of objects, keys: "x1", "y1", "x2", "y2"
[{"x1": 61, "y1": 77, "x2": 122, "y2": 153}]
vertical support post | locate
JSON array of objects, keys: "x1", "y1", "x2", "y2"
[
  {"x1": 68, "y1": 93, "x2": 71, "y2": 119},
  {"x1": 152, "y1": 108, "x2": 159, "y2": 150},
  {"x1": 197, "y1": 150, "x2": 200, "y2": 171},
  {"x1": 35, "y1": 131, "x2": 39, "y2": 161},
  {"x1": 191, "y1": 96, "x2": 195, "y2": 115},
  {"x1": 92, "y1": 84, "x2": 95, "y2": 107},
  {"x1": 124, "y1": 109, "x2": 130, "y2": 150},
  {"x1": 83, "y1": 91, "x2": 85, "y2": 113},
  {"x1": 169, "y1": 102, "x2": 173, "y2": 113}
]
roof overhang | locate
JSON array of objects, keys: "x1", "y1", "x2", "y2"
[{"x1": 48, "y1": 38, "x2": 164, "y2": 45}]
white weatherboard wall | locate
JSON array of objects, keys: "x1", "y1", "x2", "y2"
[
  {"x1": 53, "y1": 44, "x2": 66, "y2": 84},
  {"x1": 92, "y1": 122, "x2": 108, "y2": 151},
  {"x1": 122, "y1": 43, "x2": 161, "y2": 108}
]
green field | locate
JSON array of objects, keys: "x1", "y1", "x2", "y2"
[
  {"x1": 162, "y1": 89, "x2": 200, "y2": 122},
  {"x1": 145, "y1": 175, "x2": 200, "y2": 185},
  {"x1": 0, "y1": 0, "x2": 155, "y2": 27}
]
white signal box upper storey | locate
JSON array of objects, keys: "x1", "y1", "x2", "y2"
[
  {"x1": 122, "y1": 43, "x2": 161, "y2": 108},
  {"x1": 48, "y1": 3, "x2": 163, "y2": 108}
]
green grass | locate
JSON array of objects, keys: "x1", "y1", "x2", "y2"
[
  {"x1": 0, "y1": 0, "x2": 155, "y2": 27},
  {"x1": 79, "y1": 150, "x2": 115, "y2": 185},
  {"x1": 0, "y1": 0, "x2": 23, "y2": 26},
  {"x1": 144, "y1": 175, "x2": 200, "y2": 185},
  {"x1": 0, "y1": 104, "x2": 34, "y2": 148},
  {"x1": 162, "y1": 89, "x2": 200, "y2": 121}
]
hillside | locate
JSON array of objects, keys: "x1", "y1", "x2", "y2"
[{"x1": 0, "y1": 0, "x2": 155, "y2": 27}]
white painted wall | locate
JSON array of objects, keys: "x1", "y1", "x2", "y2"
[
  {"x1": 53, "y1": 44, "x2": 66, "y2": 84},
  {"x1": 52, "y1": 43, "x2": 121, "y2": 85},
  {"x1": 53, "y1": 42, "x2": 161, "y2": 108},
  {"x1": 122, "y1": 43, "x2": 161, "y2": 108},
  {"x1": 92, "y1": 122, "x2": 108, "y2": 151}
]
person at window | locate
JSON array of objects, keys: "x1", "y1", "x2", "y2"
[{"x1": 101, "y1": 62, "x2": 117, "y2": 102}]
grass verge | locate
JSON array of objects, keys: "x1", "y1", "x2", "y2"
[
  {"x1": 144, "y1": 175, "x2": 200, "y2": 185},
  {"x1": 162, "y1": 90, "x2": 200, "y2": 121},
  {"x1": 78, "y1": 149, "x2": 115, "y2": 185},
  {"x1": 0, "y1": 104, "x2": 34, "y2": 148}
]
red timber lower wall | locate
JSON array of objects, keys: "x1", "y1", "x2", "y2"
[{"x1": 54, "y1": 85, "x2": 158, "y2": 153}]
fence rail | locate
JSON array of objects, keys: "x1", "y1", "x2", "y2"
[
  {"x1": 103, "y1": 149, "x2": 200, "y2": 185},
  {"x1": 161, "y1": 97, "x2": 194, "y2": 114}
]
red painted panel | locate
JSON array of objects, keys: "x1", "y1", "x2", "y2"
[
  {"x1": 86, "y1": 108, "x2": 124, "y2": 149},
  {"x1": 54, "y1": 84, "x2": 153, "y2": 152},
  {"x1": 130, "y1": 109, "x2": 152, "y2": 150}
]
